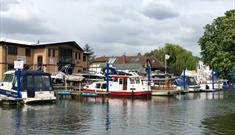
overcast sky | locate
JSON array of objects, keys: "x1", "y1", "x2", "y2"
[{"x1": 0, "y1": 0, "x2": 234, "y2": 57}]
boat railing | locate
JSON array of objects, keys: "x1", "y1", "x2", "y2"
[{"x1": 151, "y1": 79, "x2": 177, "y2": 90}]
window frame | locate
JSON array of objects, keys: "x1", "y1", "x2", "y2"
[
  {"x1": 8, "y1": 46, "x2": 17, "y2": 55},
  {"x1": 25, "y1": 48, "x2": 31, "y2": 56}
]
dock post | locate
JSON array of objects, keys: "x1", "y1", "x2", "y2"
[
  {"x1": 147, "y1": 63, "x2": 151, "y2": 90},
  {"x1": 216, "y1": 68, "x2": 219, "y2": 89},
  {"x1": 183, "y1": 67, "x2": 186, "y2": 91},
  {"x1": 212, "y1": 68, "x2": 214, "y2": 91},
  {"x1": 17, "y1": 69, "x2": 21, "y2": 98},
  {"x1": 106, "y1": 63, "x2": 109, "y2": 95},
  {"x1": 231, "y1": 67, "x2": 234, "y2": 89}
]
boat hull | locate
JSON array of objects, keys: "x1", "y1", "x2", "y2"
[
  {"x1": 0, "y1": 89, "x2": 56, "y2": 104},
  {"x1": 200, "y1": 83, "x2": 222, "y2": 92},
  {"x1": 83, "y1": 89, "x2": 151, "y2": 97},
  {"x1": 151, "y1": 89, "x2": 180, "y2": 96}
]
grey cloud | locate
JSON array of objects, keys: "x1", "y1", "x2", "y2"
[
  {"x1": 1, "y1": 16, "x2": 55, "y2": 35},
  {"x1": 0, "y1": 0, "x2": 19, "y2": 11},
  {"x1": 0, "y1": 0, "x2": 232, "y2": 57},
  {"x1": 142, "y1": 3, "x2": 179, "y2": 20}
]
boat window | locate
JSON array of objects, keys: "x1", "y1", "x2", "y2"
[
  {"x1": 114, "y1": 78, "x2": 118, "y2": 82},
  {"x1": 101, "y1": 83, "x2": 107, "y2": 89},
  {"x1": 130, "y1": 78, "x2": 135, "y2": 84},
  {"x1": 27, "y1": 75, "x2": 34, "y2": 89},
  {"x1": 42, "y1": 76, "x2": 52, "y2": 90},
  {"x1": 34, "y1": 76, "x2": 43, "y2": 89},
  {"x1": 135, "y1": 79, "x2": 140, "y2": 84},
  {"x1": 13, "y1": 76, "x2": 24, "y2": 91},
  {"x1": 119, "y1": 78, "x2": 123, "y2": 84},
  {"x1": 3, "y1": 74, "x2": 14, "y2": 82},
  {"x1": 95, "y1": 83, "x2": 101, "y2": 89},
  {"x1": 187, "y1": 77, "x2": 197, "y2": 85}
]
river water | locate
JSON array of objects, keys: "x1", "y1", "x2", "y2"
[{"x1": 0, "y1": 91, "x2": 235, "y2": 135}]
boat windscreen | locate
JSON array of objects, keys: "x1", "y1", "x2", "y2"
[
  {"x1": 101, "y1": 83, "x2": 106, "y2": 89},
  {"x1": 187, "y1": 77, "x2": 197, "y2": 85},
  {"x1": 3, "y1": 74, "x2": 14, "y2": 82},
  {"x1": 25, "y1": 75, "x2": 52, "y2": 91}
]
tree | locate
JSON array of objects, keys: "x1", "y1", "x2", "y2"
[
  {"x1": 145, "y1": 43, "x2": 199, "y2": 75},
  {"x1": 83, "y1": 44, "x2": 96, "y2": 63},
  {"x1": 198, "y1": 9, "x2": 235, "y2": 79}
]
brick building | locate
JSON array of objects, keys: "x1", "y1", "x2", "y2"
[
  {"x1": 0, "y1": 40, "x2": 88, "y2": 79},
  {"x1": 89, "y1": 53, "x2": 164, "y2": 74}
]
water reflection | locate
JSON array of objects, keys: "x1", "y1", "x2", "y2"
[
  {"x1": 105, "y1": 101, "x2": 110, "y2": 131},
  {"x1": 0, "y1": 90, "x2": 235, "y2": 135},
  {"x1": 202, "y1": 113, "x2": 235, "y2": 135}
]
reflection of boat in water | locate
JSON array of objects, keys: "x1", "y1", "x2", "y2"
[
  {"x1": 176, "y1": 91, "x2": 227, "y2": 100},
  {"x1": 83, "y1": 75, "x2": 151, "y2": 97},
  {"x1": 151, "y1": 96, "x2": 179, "y2": 103},
  {"x1": 151, "y1": 77, "x2": 181, "y2": 96},
  {"x1": 0, "y1": 70, "x2": 56, "y2": 104}
]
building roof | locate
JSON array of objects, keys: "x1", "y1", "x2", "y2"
[
  {"x1": 114, "y1": 63, "x2": 146, "y2": 74},
  {"x1": 0, "y1": 40, "x2": 84, "y2": 52},
  {"x1": 92, "y1": 54, "x2": 164, "y2": 69}
]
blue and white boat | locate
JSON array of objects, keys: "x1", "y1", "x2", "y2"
[
  {"x1": 0, "y1": 70, "x2": 56, "y2": 104},
  {"x1": 175, "y1": 76, "x2": 200, "y2": 92}
]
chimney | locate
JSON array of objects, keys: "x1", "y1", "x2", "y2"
[
  {"x1": 122, "y1": 54, "x2": 126, "y2": 64},
  {"x1": 37, "y1": 40, "x2": 40, "y2": 44}
]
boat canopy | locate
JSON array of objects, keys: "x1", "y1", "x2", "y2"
[{"x1": 13, "y1": 70, "x2": 53, "y2": 91}]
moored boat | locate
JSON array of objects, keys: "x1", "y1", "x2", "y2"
[
  {"x1": 151, "y1": 78, "x2": 181, "y2": 96},
  {"x1": 83, "y1": 75, "x2": 151, "y2": 97},
  {"x1": 175, "y1": 76, "x2": 200, "y2": 93},
  {"x1": 0, "y1": 70, "x2": 56, "y2": 104}
]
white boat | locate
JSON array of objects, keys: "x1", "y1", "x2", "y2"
[
  {"x1": 83, "y1": 75, "x2": 151, "y2": 97},
  {"x1": 151, "y1": 78, "x2": 181, "y2": 96},
  {"x1": 183, "y1": 61, "x2": 223, "y2": 92},
  {"x1": 199, "y1": 81, "x2": 223, "y2": 92},
  {"x1": 174, "y1": 76, "x2": 200, "y2": 93},
  {"x1": 0, "y1": 70, "x2": 56, "y2": 104},
  {"x1": 186, "y1": 76, "x2": 200, "y2": 92}
]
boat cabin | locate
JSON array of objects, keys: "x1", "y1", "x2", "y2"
[
  {"x1": 0, "y1": 70, "x2": 53, "y2": 98},
  {"x1": 85, "y1": 75, "x2": 149, "y2": 92}
]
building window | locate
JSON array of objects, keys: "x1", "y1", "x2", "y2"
[
  {"x1": 52, "y1": 49, "x2": 55, "y2": 57},
  {"x1": 8, "y1": 46, "x2": 17, "y2": 55},
  {"x1": 48, "y1": 49, "x2": 51, "y2": 57},
  {"x1": 75, "y1": 52, "x2": 78, "y2": 59},
  {"x1": 83, "y1": 54, "x2": 86, "y2": 62},
  {"x1": 59, "y1": 48, "x2": 72, "y2": 63},
  {"x1": 78, "y1": 53, "x2": 81, "y2": 60},
  {"x1": 8, "y1": 64, "x2": 14, "y2": 70},
  {"x1": 48, "y1": 48, "x2": 55, "y2": 57},
  {"x1": 25, "y1": 48, "x2": 31, "y2": 56}
]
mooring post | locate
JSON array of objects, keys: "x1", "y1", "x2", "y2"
[
  {"x1": 17, "y1": 69, "x2": 21, "y2": 98},
  {"x1": 212, "y1": 68, "x2": 214, "y2": 91},
  {"x1": 106, "y1": 63, "x2": 109, "y2": 95},
  {"x1": 231, "y1": 67, "x2": 234, "y2": 89},
  {"x1": 147, "y1": 63, "x2": 151, "y2": 90},
  {"x1": 216, "y1": 68, "x2": 219, "y2": 88},
  {"x1": 183, "y1": 67, "x2": 186, "y2": 91}
]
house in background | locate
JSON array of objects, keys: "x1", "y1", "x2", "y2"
[
  {"x1": 89, "y1": 53, "x2": 164, "y2": 75},
  {"x1": 0, "y1": 39, "x2": 88, "y2": 80}
]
